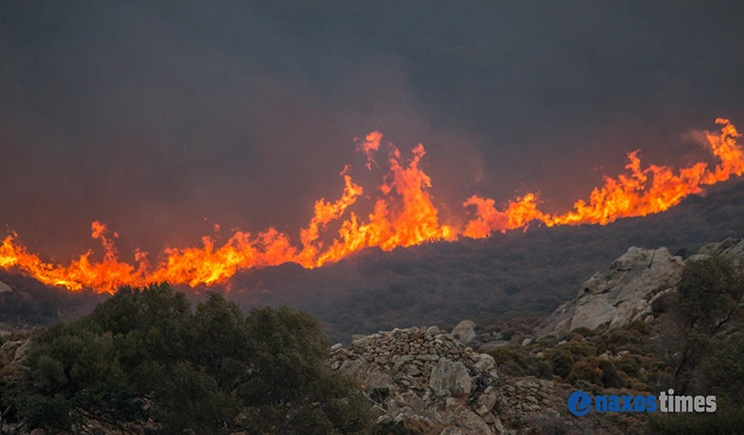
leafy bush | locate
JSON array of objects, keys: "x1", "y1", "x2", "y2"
[
  {"x1": 486, "y1": 347, "x2": 528, "y2": 376},
  {"x1": 677, "y1": 255, "x2": 744, "y2": 334},
  {"x1": 623, "y1": 320, "x2": 651, "y2": 336},
  {"x1": 597, "y1": 359, "x2": 625, "y2": 388},
  {"x1": 567, "y1": 358, "x2": 603, "y2": 386},
  {"x1": 548, "y1": 350, "x2": 574, "y2": 379},
  {"x1": 570, "y1": 327, "x2": 596, "y2": 338},
  {"x1": 3, "y1": 283, "x2": 374, "y2": 434},
  {"x1": 530, "y1": 360, "x2": 553, "y2": 379},
  {"x1": 601, "y1": 330, "x2": 639, "y2": 353},
  {"x1": 672, "y1": 255, "x2": 744, "y2": 392}
]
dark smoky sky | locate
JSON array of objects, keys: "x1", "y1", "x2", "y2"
[{"x1": 1, "y1": 1, "x2": 743, "y2": 261}]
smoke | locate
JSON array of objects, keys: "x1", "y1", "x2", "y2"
[{"x1": 1, "y1": 1, "x2": 743, "y2": 263}]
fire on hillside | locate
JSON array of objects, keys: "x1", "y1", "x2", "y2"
[{"x1": 1, "y1": 119, "x2": 742, "y2": 293}]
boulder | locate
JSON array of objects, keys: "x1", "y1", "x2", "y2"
[
  {"x1": 439, "y1": 399, "x2": 494, "y2": 435},
  {"x1": 537, "y1": 247, "x2": 684, "y2": 336},
  {"x1": 474, "y1": 386, "x2": 499, "y2": 416},
  {"x1": 472, "y1": 353, "x2": 496, "y2": 372},
  {"x1": 429, "y1": 358, "x2": 472, "y2": 398},
  {"x1": 689, "y1": 237, "x2": 744, "y2": 266},
  {"x1": 451, "y1": 320, "x2": 476, "y2": 344}
]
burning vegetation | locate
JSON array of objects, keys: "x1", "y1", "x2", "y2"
[{"x1": 1, "y1": 119, "x2": 742, "y2": 293}]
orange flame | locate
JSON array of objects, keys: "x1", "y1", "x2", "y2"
[
  {"x1": 544, "y1": 118, "x2": 742, "y2": 226},
  {"x1": 1, "y1": 119, "x2": 742, "y2": 293}
]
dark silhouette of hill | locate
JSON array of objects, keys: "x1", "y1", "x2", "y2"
[
  {"x1": 0, "y1": 270, "x2": 104, "y2": 327},
  {"x1": 226, "y1": 177, "x2": 744, "y2": 342},
  {"x1": 3, "y1": 177, "x2": 744, "y2": 343}
]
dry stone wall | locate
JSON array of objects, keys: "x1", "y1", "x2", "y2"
[{"x1": 330, "y1": 324, "x2": 561, "y2": 434}]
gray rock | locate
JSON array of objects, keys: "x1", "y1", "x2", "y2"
[
  {"x1": 352, "y1": 334, "x2": 371, "y2": 345},
  {"x1": 440, "y1": 399, "x2": 494, "y2": 435},
  {"x1": 338, "y1": 359, "x2": 364, "y2": 378},
  {"x1": 474, "y1": 386, "x2": 499, "y2": 416},
  {"x1": 429, "y1": 358, "x2": 472, "y2": 397},
  {"x1": 451, "y1": 320, "x2": 476, "y2": 344},
  {"x1": 472, "y1": 353, "x2": 496, "y2": 372},
  {"x1": 364, "y1": 370, "x2": 394, "y2": 391},
  {"x1": 0, "y1": 280, "x2": 11, "y2": 294},
  {"x1": 482, "y1": 412, "x2": 508, "y2": 435},
  {"x1": 537, "y1": 246, "x2": 684, "y2": 336},
  {"x1": 397, "y1": 390, "x2": 427, "y2": 414}
]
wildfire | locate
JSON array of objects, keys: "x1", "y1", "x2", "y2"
[{"x1": 1, "y1": 119, "x2": 742, "y2": 293}]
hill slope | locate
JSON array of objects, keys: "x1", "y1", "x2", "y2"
[
  {"x1": 2, "y1": 177, "x2": 744, "y2": 342},
  {"x1": 226, "y1": 177, "x2": 744, "y2": 342}
]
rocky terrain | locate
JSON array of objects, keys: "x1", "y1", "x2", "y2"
[
  {"x1": 2, "y1": 236, "x2": 743, "y2": 434},
  {"x1": 329, "y1": 322, "x2": 566, "y2": 434},
  {"x1": 536, "y1": 237, "x2": 744, "y2": 339},
  {"x1": 322, "y1": 236, "x2": 744, "y2": 434}
]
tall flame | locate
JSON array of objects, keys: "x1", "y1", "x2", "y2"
[{"x1": 1, "y1": 119, "x2": 742, "y2": 293}]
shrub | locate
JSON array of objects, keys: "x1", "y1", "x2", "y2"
[
  {"x1": 549, "y1": 350, "x2": 574, "y2": 379},
  {"x1": 530, "y1": 360, "x2": 553, "y2": 379},
  {"x1": 615, "y1": 355, "x2": 641, "y2": 377},
  {"x1": 672, "y1": 255, "x2": 744, "y2": 392},
  {"x1": 597, "y1": 359, "x2": 625, "y2": 388},
  {"x1": 571, "y1": 327, "x2": 596, "y2": 338},
  {"x1": 487, "y1": 347, "x2": 528, "y2": 376},
  {"x1": 3, "y1": 284, "x2": 374, "y2": 434},
  {"x1": 602, "y1": 330, "x2": 639, "y2": 353},
  {"x1": 562, "y1": 340, "x2": 596, "y2": 358},
  {"x1": 623, "y1": 320, "x2": 651, "y2": 336},
  {"x1": 567, "y1": 358, "x2": 602, "y2": 386}
]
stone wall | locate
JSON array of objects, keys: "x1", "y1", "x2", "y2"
[{"x1": 330, "y1": 324, "x2": 561, "y2": 434}]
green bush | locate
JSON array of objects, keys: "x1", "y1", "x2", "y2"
[
  {"x1": 597, "y1": 359, "x2": 625, "y2": 388},
  {"x1": 677, "y1": 255, "x2": 744, "y2": 334},
  {"x1": 567, "y1": 358, "x2": 602, "y2": 386},
  {"x1": 671, "y1": 255, "x2": 744, "y2": 392},
  {"x1": 615, "y1": 355, "x2": 641, "y2": 377},
  {"x1": 562, "y1": 340, "x2": 596, "y2": 358},
  {"x1": 530, "y1": 360, "x2": 553, "y2": 379},
  {"x1": 548, "y1": 350, "x2": 574, "y2": 379},
  {"x1": 570, "y1": 327, "x2": 596, "y2": 338},
  {"x1": 487, "y1": 347, "x2": 528, "y2": 376},
  {"x1": 623, "y1": 320, "x2": 651, "y2": 336},
  {"x1": 4, "y1": 283, "x2": 374, "y2": 434}
]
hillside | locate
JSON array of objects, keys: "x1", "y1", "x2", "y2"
[
  {"x1": 2, "y1": 177, "x2": 744, "y2": 342},
  {"x1": 3, "y1": 238, "x2": 743, "y2": 434},
  {"x1": 226, "y1": 177, "x2": 744, "y2": 342}
]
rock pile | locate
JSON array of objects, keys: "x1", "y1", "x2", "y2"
[
  {"x1": 0, "y1": 330, "x2": 32, "y2": 376},
  {"x1": 330, "y1": 324, "x2": 559, "y2": 434}
]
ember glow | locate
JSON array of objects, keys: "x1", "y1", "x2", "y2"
[{"x1": 1, "y1": 119, "x2": 742, "y2": 293}]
